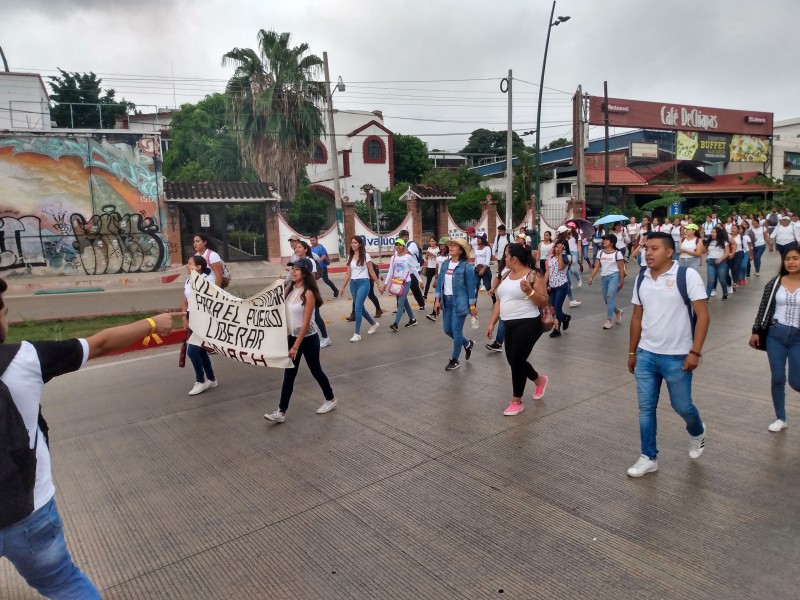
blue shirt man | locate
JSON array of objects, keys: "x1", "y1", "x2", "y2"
[{"x1": 310, "y1": 235, "x2": 339, "y2": 297}]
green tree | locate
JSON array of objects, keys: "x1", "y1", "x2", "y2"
[
  {"x1": 421, "y1": 165, "x2": 482, "y2": 194},
  {"x1": 448, "y1": 188, "x2": 501, "y2": 225},
  {"x1": 393, "y1": 134, "x2": 430, "y2": 184},
  {"x1": 163, "y1": 93, "x2": 255, "y2": 182},
  {"x1": 545, "y1": 137, "x2": 571, "y2": 150},
  {"x1": 222, "y1": 30, "x2": 326, "y2": 200},
  {"x1": 49, "y1": 69, "x2": 134, "y2": 129},
  {"x1": 460, "y1": 128, "x2": 525, "y2": 157},
  {"x1": 286, "y1": 187, "x2": 331, "y2": 235}
]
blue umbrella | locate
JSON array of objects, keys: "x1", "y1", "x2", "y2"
[{"x1": 594, "y1": 214, "x2": 628, "y2": 226}]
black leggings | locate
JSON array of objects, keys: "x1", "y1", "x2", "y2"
[
  {"x1": 503, "y1": 317, "x2": 544, "y2": 397},
  {"x1": 279, "y1": 334, "x2": 334, "y2": 413},
  {"x1": 422, "y1": 267, "x2": 436, "y2": 297}
]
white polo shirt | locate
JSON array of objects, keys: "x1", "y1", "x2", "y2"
[{"x1": 632, "y1": 262, "x2": 707, "y2": 355}]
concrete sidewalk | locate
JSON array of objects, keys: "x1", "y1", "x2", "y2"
[{"x1": 2, "y1": 251, "x2": 798, "y2": 599}]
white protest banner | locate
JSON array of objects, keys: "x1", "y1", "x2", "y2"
[{"x1": 187, "y1": 271, "x2": 293, "y2": 369}]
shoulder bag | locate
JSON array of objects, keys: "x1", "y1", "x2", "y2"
[{"x1": 752, "y1": 278, "x2": 781, "y2": 352}]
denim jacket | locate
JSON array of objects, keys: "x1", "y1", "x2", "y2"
[{"x1": 435, "y1": 259, "x2": 477, "y2": 316}]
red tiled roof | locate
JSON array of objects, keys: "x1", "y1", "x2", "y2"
[
  {"x1": 584, "y1": 167, "x2": 646, "y2": 185},
  {"x1": 165, "y1": 181, "x2": 279, "y2": 200},
  {"x1": 627, "y1": 172, "x2": 779, "y2": 195}
]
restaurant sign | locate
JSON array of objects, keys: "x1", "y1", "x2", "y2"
[
  {"x1": 588, "y1": 96, "x2": 772, "y2": 136},
  {"x1": 676, "y1": 132, "x2": 769, "y2": 162}
]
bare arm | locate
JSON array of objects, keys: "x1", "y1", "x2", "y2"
[
  {"x1": 210, "y1": 261, "x2": 224, "y2": 284},
  {"x1": 627, "y1": 304, "x2": 643, "y2": 374},
  {"x1": 87, "y1": 313, "x2": 178, "y2": 360},
  {"x1": 683, "y1": 299, "x2": 710, "y2": 372}
]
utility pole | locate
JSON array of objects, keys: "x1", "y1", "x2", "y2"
[
  {"x1": 323, "y1": 51, "x2": 346, "y2": 259},
  {"x1": 0, "y1": 46, "x2": 9, "y2": 72},
  {"x1": 505, "y1": 69, "x2": 513, "y2": 231},
  {"x1": 603, "y1": 80, "x2": 610, "y2": 213}
]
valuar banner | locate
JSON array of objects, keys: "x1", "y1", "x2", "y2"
[{"x1": 187, "y1": 271, "x2": 293, "y2": 369}]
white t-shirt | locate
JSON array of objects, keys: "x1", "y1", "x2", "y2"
[
  {"x1": 349, "y1": 253, "x2": 373, "y2": 280},
  {"x1": 702, "y1": 221, "x2": 715, "y2": 236},
  {"x1": 772, "y1": 224, "x2": 797, "y2": 245},
  {"x1": 435, "y1": 254, "x2": 448, "y2": 271},
  {"x1": 425, "y1": 245, "x2": 438, "y2": 269},
  {"x1": 538, "y1": 242, "x2": 554, "y2": 260},
  {"x1": 670, "y1": 225, "x2": 682, "y2": 241},
  {"x1": 752, "y1": 226, "x2": 766, "y2": 247},
  {"x1": 285, "y1": 286, "x2": 319, "y2": 337},
  {"x1": 184, "y1": 271, "x2": 217, "y2": 303},
  {"x1": 201, "y1": 248, "x2": 222, "y2": 267},
  {"x1": 567, "y1": 236, "x2": 579, "y2": 252},
  {"x1": 2, "y1": 339, "x2": 90, "y2": 514},
  {"x1": 724, "y1": 223, "x2": 733, "y2": 235},
  {"x1": 792, "y1": 220, "x2": 800, "y2": 238},
  {"x1": 443, "y1": 260, "x2": 461, "y2": 295},
  {"x1": 614, "y1": 232, "x2": 627, "y2": 251},
  {"x1": 731, "y1": 234, "x2": 743, "y2": 253},
  {"x1": 627, "y1": 223, "x2": 640, "y2": 239},
  {"x1": 598, "y1": 249, "x2": 624, "y2": 276},
  {"x1": 474, "y1": 245, "x2": 492, "y2": 267},
  {"x1": 706, "y1": 241, "x2": 727, "y2": 260},
  {"x1": 497, "y1": 271, "x2": 540, "y2": 320},
  {"x1": 493, "y1": 234, "x2": 509, "y2": 260},
  {"x1": 386, "y1": 252, "x2": 418, "y2": 284},
  {"x1": 679, "y1": 237, "x2": 698, "y2": 259},
  {"x1": 632, "y1": 262, "x2": 707, "y2": 355},
  {"x1": 774, "y1": 286, "x2": 800, "y2": 328}
]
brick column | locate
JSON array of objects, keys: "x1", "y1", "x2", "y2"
[
  {"x1": 406, "y1": 196, "x2": 423, "y2": 242},
  {"x1": 265, "y1": 202, "x2": 281, "y2": 262},
  {"x1": 483, "y1": 200, "x2": 497, "y2": 243},
  {"x1": 437, "y1": 199, "x2": 449, "y2": 240},
  {"x1": 343, "y1": 201, "x2": 356, "y2": 248}
]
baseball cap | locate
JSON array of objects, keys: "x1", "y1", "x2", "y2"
[
  {"x1": 516, "y1": 232, "x2": 527, "y2": 239},
  {"x1": 556, "y1": 225, "x2": 569, "y2": 233},
  {"x1": 477, "y1": 233, "x2": 488, "y2": 242},
  {"x1": 394, "y1": 239, "x2": 406, "y2": 246},
  {"x1": 438, "y1": 236, "x2": 448, "y2": 244},
  {"x1": 779, "y1": 214, "x2": 791, "y2": 221},
  {"x1": 288, "y1": 257, "x2": 314, "y2": 272},
  {"x1": 466, "y1": 226, "x2": 476, "y2": 234},
  {"x1": 684, "y1": 224, "x2": 699, "y2": 231},
  {"x1": 288, "y1": 234, "x2": 300, "y2": 241}
]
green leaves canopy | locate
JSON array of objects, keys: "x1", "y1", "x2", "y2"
[{"x1": 49, "y1": 69, "x2": 134, "y2": 129}]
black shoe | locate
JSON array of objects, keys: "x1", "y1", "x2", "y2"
[
  {"x1": 374, "y1": 309, "x2": 383, "y2": 318},
  {"x1": 549, "y1": 329, "x2": 562, "y2": 338},
  {"x1": 418, "y1": 305, "x2": 426, "y2": 311},
  {"x1": 389, "y1": 323, "x2": 399, "y2": 332},
  {"x1": 464, "y1": 339, "x2": 474, "y2": 360},
  {"x1": 722, "y1": 295, "x2": 728, "y2": 301},
  {"x1": 425, "y1": 313, "x2": 437, "y2": 322},
  {"x1": 405, "y1": 318, "x2": 418, "y2": 328},
  {"x1": 562, "y1": 314, "x2": 572, "y2": 331},
  {"x1": 445, "y1": 359, "x2": 460, "y2": 371},
  {"x1": 485, "y1": 341, "x2": 503, "y2": 352},
  {"x1": 345, "y1": 313, "x2": 355, "y2": 322},
  {"x1": 333, "y1": 290, "x2": 340, "y2": 298}
]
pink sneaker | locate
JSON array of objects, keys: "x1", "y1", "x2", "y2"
[
  {"x1": 533, "y1": 375, "x2": 548, "y2": 400},
  {"x1": 503, "y1": 401, "x2": 525, "y2": 416}
]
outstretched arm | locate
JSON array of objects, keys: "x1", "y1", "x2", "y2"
[{"x1": 87, "y1": 313, "x2": 179, "y2": 360}]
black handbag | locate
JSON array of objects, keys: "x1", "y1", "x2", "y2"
[{"x1": 752, "y1": 279, "x2": 780, "y2": 352}]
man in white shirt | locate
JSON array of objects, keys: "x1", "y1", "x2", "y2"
[
  {"x1": 492, "y1": 225, "x2": 510, "y2": 270},
  {"x1": 626, "y1": 232, "x2": 710, "y2": 478},
  {"x1": 0, "y1": 285, "x2": 177, "y2": 598}
]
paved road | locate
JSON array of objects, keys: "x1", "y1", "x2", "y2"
[{"x1": 3, "y1": 253, "x2": 798, "y2": 599}]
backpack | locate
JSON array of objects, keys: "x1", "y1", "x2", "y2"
[
  {"x1": 0, "y1": 344, "x2": 40, "y2": 528},
  {"x1": 204, "y1": 250, "x2": 231, "y2": 288},
  {"x1": 635, "y1": 266, "x2": 696, "y2": 337}
]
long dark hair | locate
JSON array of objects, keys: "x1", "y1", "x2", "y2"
[
  {"x1": 296, "y1": 240, "x2": 313, "y2": 257},
  {"x1": 285, "y1": 268, "x2": 324, "y2": 308},
  {"x1": 506, "y1": 242, "x2": 537, "y2": 272},
  {"x1": 711, "y1": 226, "x2": 728, "y2": 249},
  {"x1": 189, "y1": 254, "x2": 211, "y2": 276},
  {"x1": 195, "y1": 233, "x2": 218, "y2": 252},
  {"x1": 779, "y1": 247, "x2": 800, "y2": 277},
  {"x1": 347, "y1": 236, "x2": 367, "y2": 266}
]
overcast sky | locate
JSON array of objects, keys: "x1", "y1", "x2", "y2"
[{"x1": 3, "y1": 0, "x2": 798, "y2": 152}]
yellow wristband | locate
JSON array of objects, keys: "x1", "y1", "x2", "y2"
[
  {"x1": 525, "y1": 291, "x2": 535, "y2": 299},
  {"x1": 142, "y1": 318, "x2": 163, "y2": 347}
]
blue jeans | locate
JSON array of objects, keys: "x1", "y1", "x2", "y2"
[
  {"x1": 766, "y1": 323, "x2": 800, "y2": 421},
  {"x1": 393, "y1": 282, "x2": 415, "y2": 326},
  {"x1": 441, "y1": 295, "x2": 470, "y2": 359},
  {"x1": 569, "y1": 251, "x2": 581, "y2": 283},
  {"x1": 731, "y1": 251, "x2": 744, "y2": 283},
  {"x1": 548, "y1": 283, "x2": 569, "y2": 328},
  {"x1": 753, "y1": 244, "x2": 766, "y2": 274},
  {"x1": 350, "y1": 278, "x2": 375, "y2": 334},
  {"x1": 0, "y1": 498, "x2": 101, "y2": 599},
  {"x1": 495, "y1": 319, "x2": 506, "y2": 345},
  {"x1": 777, "y1": 241, "x2": 798, "y2": 256},
  {"x1": 593, "y1": 243, "x2": 602, "y2": 267},
  {"x1": 187, "y1": 344, "x2": 216, "y2": 383},
  {"x1": 705, "y1": 257, "x2": 728, "y2": 296},
  {"x1": 634, "y1": 349, "x2": 704, "y2": 459},
  {"x1": 601, "y1": 272, "x2": 620, "y2": 319},
  {"x1": 741, "y1": 251, "x2": 750, "y2": 278},
  {"x1": 475, "y1": 267, "x2": 495, "y2": 303}
]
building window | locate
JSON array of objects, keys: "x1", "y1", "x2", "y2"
[
  {"x1": 362, "y1": 136, "x2": 386, "y2": 164},
  {"x1": 311, "y1": 142, "x2": 327, "y2": 164}
]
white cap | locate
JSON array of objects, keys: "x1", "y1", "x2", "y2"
[{"x1": 556, "y1": 225, "x2": 569, "y2": 233}]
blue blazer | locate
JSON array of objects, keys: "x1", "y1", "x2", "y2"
[{"x1": 435, "y1": 259, "x2": 477, "y2": 317}]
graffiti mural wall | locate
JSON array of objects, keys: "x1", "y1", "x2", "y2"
[{"x1": 0, "y1": 132, "x2": 169, "y2": 275}]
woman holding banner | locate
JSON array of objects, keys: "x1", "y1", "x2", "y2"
[
  {"x1": 264, "y1": 257, "x2": 337, "y2": 423},
  {"x1": 182, "y1": 255, "x2": 218, "y2": 396}
]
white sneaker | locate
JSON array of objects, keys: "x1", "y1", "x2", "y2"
[
  {"x1": 367, "y1": 322, "x2": 380, "y2": 335},
  {"x1": 569, "y1": 300, "x2": 582, "y2": 307},
  {"x1": 263, "y1": 410, "x2": 285, "y2": 423},
  {"x1": 603, "y1": 319, "x2": 613, "y2": 329},
  {"x1": 349, "y1": 333, "x2": 362, "y2": 342},
  {"x1": 710, "y1": 290, "x2": 717, "y2": 297},
  {"x1": 627, "y1": 454, "x2": 658, "y2": 477},
  {"x1": 689, "y1": 423, "x2": 706, "y2": 459},
  {"x1": 207, "y1": 379, "x2": 218, "y2": 389},
  {"x1": 768, "y1": 419, "x2": 787, "y2": 432},
  {"x1": 316, "y1": 399, "x2": 338, "y2": 414},
  {"x1": 320, "y1": 337, "x2": 332, "y2": 348},
  {"x1": 615, "y1": 309, "x2": 623, "y2": 324},
  {"x1": 188, "y1": 381, "x2": 212, "y2": 396}
]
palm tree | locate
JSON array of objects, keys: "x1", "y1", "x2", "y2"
[{"x1": 222, "y1": 30, "x2": 326, "y2": 200}]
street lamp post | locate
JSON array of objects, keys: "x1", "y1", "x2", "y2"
[
  {"x1": 322, "y1": 51, "x2": 347, "y2": 259},
  {"x1": 533, "y1": 1, "x2": 570, "y2": 246}
]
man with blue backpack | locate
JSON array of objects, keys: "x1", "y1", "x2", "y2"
[{"x1": 627, "y1": 232, "x2": 710, "y2": 478}]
